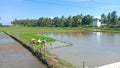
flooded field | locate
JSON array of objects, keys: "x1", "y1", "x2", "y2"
[
  {"x1": 45, "y1": 31, "x2": 120, "y2": 68},
  {"x1": 0, "y1": 32, "x2": 46, "y2": 68}
]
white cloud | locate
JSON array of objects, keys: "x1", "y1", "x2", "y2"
[
  {"x1": 49, "y1": 16, "x2": 53, "y2": 19},
  {"x1": 94, "y1": 16, "x2": 101, "y2": 19}
]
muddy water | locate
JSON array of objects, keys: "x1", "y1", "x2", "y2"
[
  {"x1": 45, "y1": 32, "x2": 120, "y2": 68},
  {"x1": 0, "y1": 32, "x2": 47, "y2": 68}
]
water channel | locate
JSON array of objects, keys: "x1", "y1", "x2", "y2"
[
  {"x1": 0, "y1": 32, "x2": 46, "y2": 68},
  {"x1": 45, "y1": 31, "x2": 120, "y2": 68}
]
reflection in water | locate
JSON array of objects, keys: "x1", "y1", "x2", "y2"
[
  {"x1": 45, "y1": 31, "x2": 120, "y2": 68},
  {"x1": 0, "y1": 32, "x2": 15, "y2": 44},
  {"x1": 96, "y1": 32, "x2": 101, "y2": 40},
  {"x1": 0, "y1": 39, "x2": 14, "y2": 44}
]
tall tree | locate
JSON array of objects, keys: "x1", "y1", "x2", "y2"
[
  {"x1": 107, "y1": 13, "x2": 111, "y2": 25},
  {"x1": 53, "y1": 17, "x2": 62, "y2": 27},
  {"x1": 117, "y1": 17, "x2": 120, "y2": 26},
  {"x1": 61, "y1": 16, "x2": 66, "y2": 27},
  {"x1": 64, "y1": 16, "x2": 72, "y2": 27},
  {"x1": 101, "y1": 14, "x2": 107, "y2": 24},
  {"x1": 111, "y1": 11, "x2": 118, "y2": 24},
  {"x1": 47, "y1": 18, "x2": 53, "y2": 26},
  {"x1": 82, "y1": 15, "x2": 93, "y2": 25},
  {"x1": 107, "y1": 11, "x2": 118, "y2": 25},
  {"x1": 72, "y1": 15, "x2": 82, "y2": 27}
]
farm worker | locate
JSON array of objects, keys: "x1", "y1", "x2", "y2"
[
  {"x1": 37, "y1": 38, "x2": 42, "y2": 44},
  {"x1": 42, "y1": 38, "x2": 46, "y2": 43},
  {"x1": 29, "y1": 38, "x2": 35, "y2": 44},
  {"x1": 42, "y1": 38, "x2": 48, "y2": 48}
]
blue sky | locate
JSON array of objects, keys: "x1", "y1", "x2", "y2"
[{"x1": 0, "y1": 0, "x2": 120, "y2": 25}]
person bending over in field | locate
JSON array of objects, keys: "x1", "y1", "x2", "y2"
[
  {"x1": 42, "y1": 38, "x2": 46, "y2": 43},
  {"x1": 29, "y1": 38, "x2": 35, "y2": 45},
  {"x1": 42, "y1": 38, "x2": 48, "y2": 48},
  {"x1": 37, "y1": 38, "x2": 42, "y2": 44}
]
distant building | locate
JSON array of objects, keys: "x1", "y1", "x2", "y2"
[
  {"x1": 93, "y1": 16, "x2": 101, "y2": 27},
  {"x1": 97, "y1": 62, "x2": 120, "y2": 68}
]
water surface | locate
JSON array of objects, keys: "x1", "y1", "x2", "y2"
[
  {"x1": 0, "y1": 32, "x2": 14, "y2": 44},
  {"x1": 45, "y1": 31, "x2": 120, "y2": 68}
]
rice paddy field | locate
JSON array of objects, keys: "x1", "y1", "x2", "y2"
[
  {"x1": 0, "y1": 26, "x2": 76, "y2": 68},
  {"x1": 0, "y1": 26, "x2": 120, "y2": 68}
]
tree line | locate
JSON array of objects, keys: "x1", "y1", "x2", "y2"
[
  {"x1": 11, "y1": 11, "x2": 120, "y2": 28},
  {"x1": 101, "y1": 11, "x2": 120, "y2": 28},
  {"x1": 11, "y1": 15, "x2": 93, "y2": 27}
]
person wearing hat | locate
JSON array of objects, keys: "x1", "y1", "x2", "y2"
[
  {"x1": 29, "y1": 38, "x2": 35, "y2": 45},
  {"x1": 37, "y1": 38, "x2": 42, "y2": 44}
]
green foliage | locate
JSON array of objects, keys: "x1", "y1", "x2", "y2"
[
  {"x1": 11, "y1": 14, "x2": 92, "y2": 27},
  {"x1": 72, "y1": 15, "x2": 82, "y2": 27},
  {"x1": 0, "y1": 23, "x2": 2, "y2": 27},
  {"x1": 101, "y1": 14, "x2": 107, "y2": 24},
  {"x1": 0, "y1": 17, "x2": 2, "y2": 27},
  {"x1": 100, "y1": 11, "x2": 120, "y2": 28},
  {"x1": 53, "y1": 17, "x2": 63, "y2": 27},
  {"x1": 19, "y1": 33, "x2": 55, "y2": 42},
  {"x1": 64, "y1": 16, "x2": 72, "y2": 27},
  {"x1": 107, "y1": 11, "x2": 118, "y2": 25},
  {"x1": 82, "y1": 15, "x2": 93, "y2": 25},
  {"x1": 0, "y1": 11, "x2": 118, "y2": 28}
]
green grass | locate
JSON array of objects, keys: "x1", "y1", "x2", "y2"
[
  {"x1": 0, "y1": 26, "x2": 67, "y2": 34},
  {"x1": 19, "y1": 33, "x2": 55, "y2": 42},
  {"x1": 0, "y1": 26, "x2": 120, "y2": 34}
]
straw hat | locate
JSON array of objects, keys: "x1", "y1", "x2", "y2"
[{"x1": 32, "y1": 38, "x2": 35, "y2": 40}]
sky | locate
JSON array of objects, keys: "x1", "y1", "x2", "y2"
[{"x1": 0, "y1": 0, "x2": 120, "y2": 25}]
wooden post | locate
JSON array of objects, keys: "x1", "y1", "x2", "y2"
[{"x1": 83, "y1": 61, "x2": 85, "y2": 68}]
